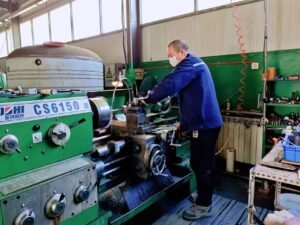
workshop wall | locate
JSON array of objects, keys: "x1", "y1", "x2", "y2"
[
  {"x1": 141, "y1": 49, "x2": 300, "y2": 111},
  {"x1": 141, "y1": 0, "x2": 299, "y2": 61},
  {"x1": 70, "y1": 0, "x2": 300, "y2": 110},
  {"x1": 71, "y1": 32, "x2": 126, "y2": 64}
]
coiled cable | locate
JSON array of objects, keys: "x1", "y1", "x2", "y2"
[{"x1": 231, "y1": 1, "x2": 248, "y2": 111}]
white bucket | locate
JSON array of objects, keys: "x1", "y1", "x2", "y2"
[{"x1": 226, "y1": 148, "x2": 235, "y2": 173}]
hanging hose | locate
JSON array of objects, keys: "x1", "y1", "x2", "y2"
[{"x1": 231, "y1": 1, "x2": 248, "y2": 111}]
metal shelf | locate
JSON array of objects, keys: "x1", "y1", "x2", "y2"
[
  {"x1": 266, "y1": 103, "x2": 300, "y2": 107},
  {"x1": 266, "y1": 79, "x2": 300, "y2": 82},
  {"x1": 266, "y1": 125, "x2": 286, "y2": 130}
]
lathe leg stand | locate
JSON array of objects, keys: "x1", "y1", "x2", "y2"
[
  {"x1": 274, "y1": 181, "x2": 282, "y2": 209},
  {"x1": 248, "y1": 169, "x2": 256, "y2": 225}
]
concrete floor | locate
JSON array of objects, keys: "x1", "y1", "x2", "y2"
[{"x1": 124, "y1": 171, "x2": 274, "y2": 225}]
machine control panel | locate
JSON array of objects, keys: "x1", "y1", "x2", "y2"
[
  {"x1": 14, "y1": 209, "x2": 35, "y2": 225},
  {"x1": 0, "y1": 134, "x2": 20, "y2": 154},
  {"x1": 0, "y1": 157, "x2": 98, "y2": 225}
]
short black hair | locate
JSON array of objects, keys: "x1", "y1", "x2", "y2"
[{"x1": 168, "y1": 40, "x2": 189, "y2": 52}]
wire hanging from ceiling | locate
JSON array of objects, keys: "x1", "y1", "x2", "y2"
[
  {"x1": 231, "y1": 1, "x2": 248, "y2": 111},
  {"x1": 121, "y1": 0, "x2": 127, "y2": 72}
]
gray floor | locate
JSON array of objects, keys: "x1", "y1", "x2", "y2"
[
  {"x1": 124, "y1": 173, "x2": 273, "y2": 225},
  {"x1": 152, "y1": 194, "x2": 269, "y2": 225}
]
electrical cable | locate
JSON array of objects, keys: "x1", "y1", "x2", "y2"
[
  {"x1": 111, "y1": 78, "x2": 132, "y2": 110},
  {"x1": 231, "y1": 1, "x2": 248, "y2": 111},
  {"x1": 121, "y1": 0, "x2": 128, "y2": 72},
  {"x1": 262, "y1": 0, "x2": 269, "y2": 124}
]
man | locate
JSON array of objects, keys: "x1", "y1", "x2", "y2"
[{"x1": 145, "y1": 40, "x2": 223, "y2": 220}]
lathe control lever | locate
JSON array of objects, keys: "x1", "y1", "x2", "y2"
[
  {"x1": 48, "y1": 123, "x2": 71, "y2": 146},
  {"x1": 45, "y1": 193, "x2": 67, "y2": 219},
  {"x1": 69, "y1": 118, "x2": 86, "y2": 129},
  {"x1": 0, "y1": 134, "x2": 20, "y2": 154},
  {"x1": 14, "y1": 209, "x2": 35, "y2": 225},
  {"x1": 74, "y1": 184, "x2": 91, "y2": 203}
]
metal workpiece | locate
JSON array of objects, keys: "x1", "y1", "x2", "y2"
[
  {"x1": 96, "y1": 156, "x2": 128, "y2": 178},
  {"x1": 89, "y1": 97, "x2": 112, "y2": 129},
  {"x1": 94, "y1": 140, "x2": 125, "y2": 158},
  {"x1": 0, "y1": 157, "x2": 98, "y2": 225},
  {"x1": 6, "y1": 44, "x2": 104, "y2": 92}
]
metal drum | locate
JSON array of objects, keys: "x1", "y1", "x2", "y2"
[
  {"x1": 6, "y1": 42, "x2": 104, "y2": 91},
  {"x1": 89, "y1": 97, "x2": 112, "y2": 129}
]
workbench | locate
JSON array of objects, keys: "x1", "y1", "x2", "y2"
[{"x1": 247, "y1": 143, "x2": 300, "y2": 225}]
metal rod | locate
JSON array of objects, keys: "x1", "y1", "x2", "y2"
[
  {"x1": 93, "y1": 134, "x2": 111, "y2": 143},
  {"x1": 262, "y1": 0, "x2": 269, "y2": 126},
  {"x1": 102, "y1": 166, "x2": 121, "y2": 177},
  {"x1": 221, "y1": 110, "x2": 263, "y2": 116},
  {"x1": 247, "y1": 168, "x2": 256, "y2": 225},
  {"x1": 103, "y1": 156, "x2": 128, "y2": 168},
  {"x1": 111, "y1": 108, "x2": 123, "y2": 112},
  {"x1": 141, "y1": 61, "x2": 257, "y2": 71}
]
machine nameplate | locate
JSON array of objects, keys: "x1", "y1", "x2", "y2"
[
  {"x1": 0, "y1": 157, "x2": 91, "y2": 196},
  {"x1": 0, "y1": 97, "x2": 91, "y2": 125}
]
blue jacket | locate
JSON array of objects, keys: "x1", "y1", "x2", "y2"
[{"x1": 147, "y1": 54, "x2": 223, "y2": 131}]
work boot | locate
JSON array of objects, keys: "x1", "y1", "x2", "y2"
[{"x1": 182, "y1": 204, "x2": 212, "y2": 220}]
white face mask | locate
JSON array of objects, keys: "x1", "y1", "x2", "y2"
[{"x1": 168, "y1": 55, "x2": 180, "y2": 67}]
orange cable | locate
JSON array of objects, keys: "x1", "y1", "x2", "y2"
[{"x1": 231, "y1": 2, "x2": 248, "y2": 111}]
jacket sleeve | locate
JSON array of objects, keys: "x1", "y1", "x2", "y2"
[{"x1": 146, "y1": 68, "x2": 198, "y2": 104}]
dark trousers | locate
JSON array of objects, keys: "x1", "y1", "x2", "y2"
[{"x1": 190, "y1": 127, "x2": 220, "y2": 207}]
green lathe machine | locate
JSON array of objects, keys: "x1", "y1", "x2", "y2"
[{"x1": 0, "y1": 43, "x2": 192, "y2": 225}]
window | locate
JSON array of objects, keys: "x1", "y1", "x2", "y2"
[
  {"x1": 197, "y1": 0, "x2": 243, "y2": 10},
  {"x1": 0, "y1": 32, "x2": 7, "y2": 57},
  {"x1": 20, "y1": 21, "x2": 33, "y2": 47},
  {"x1": 33, "y1": 13, "x2": 50, "y2": 45},
  {"x1": 140, "y1": 0, "x2": 194, "y2": 24},
  {"x1": 50, "y1": 4, "x2": 72, "y2": 42},
  {"x1": 6, "y1": 29, "x2": 13, "y2": 53},
  {"x1": 102, "y1": 0, "x2": 126, "y2": 33},
  {"x1": 73, "y1": 0, "x2": 100, "y2": 40}
]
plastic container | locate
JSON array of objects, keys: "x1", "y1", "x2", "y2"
[
  {"x1": 267, "y1": 67, "x2": 276, "y2": 80},
  {"x1": 283, "y1": 136, "x2": 300, "y2": 163}
]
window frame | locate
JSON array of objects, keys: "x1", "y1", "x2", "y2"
[
  {"x1": 18, "y1": 0, "x2": 259, "y2": 46},
  {"x1": 32, "y1": 12, "x2": 51, "y2": 45}
]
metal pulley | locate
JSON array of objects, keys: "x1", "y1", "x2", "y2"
[
  {"x1": 89, "y1": 97, "x2": 112, "y2": 129},
  {"x1": 48, "y1": 123, "x2": 71, "y2": 146}
]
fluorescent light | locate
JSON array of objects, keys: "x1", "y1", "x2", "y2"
[{"x1": 36, "y1": 0, "x2": 48, "y2": 5}]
